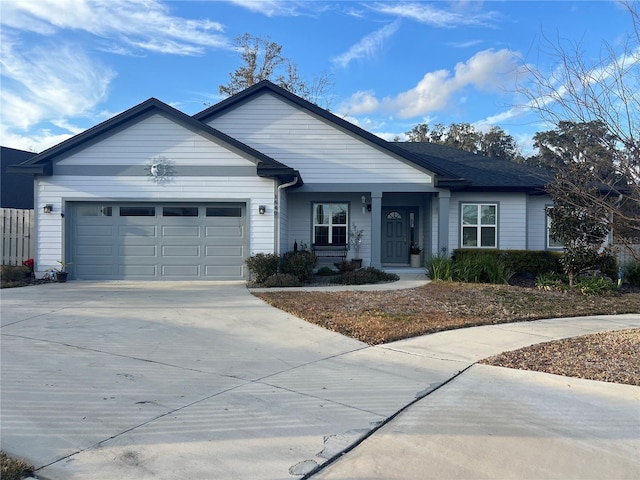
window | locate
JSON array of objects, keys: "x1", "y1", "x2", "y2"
[
  {"x1": 77, "y1": 205, "x2": 112, "y2": 216},
  {"x1": 120, "y1": 206, "x2": 155, "y2": 216},
  {"x1": 313, "y1": 203, "x2": 347, "y2": 245},
  {"x1": 546, "y1": 207, "x2": 564, "y2": 249},
  {"x1": 163, "y1": 207, "x2": 198, "y2": 217},
  {"x1": 461, "y1": 203, "x2": 497, "y2": 248},
  {"x1": 206, "y1": 206, "x2": 242, "y2": 217}
]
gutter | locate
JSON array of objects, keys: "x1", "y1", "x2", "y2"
[{"x1": 276, "y1": 176, "x2": 299, "y2": 254}]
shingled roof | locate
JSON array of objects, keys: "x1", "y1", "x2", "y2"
[{"x1": 396, "y1": 142, "x2": 552, "y2": 193}]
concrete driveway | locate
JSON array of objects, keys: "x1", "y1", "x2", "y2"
[{"x1": 1, "y1": 281, "x2": 638, "y2": 479}]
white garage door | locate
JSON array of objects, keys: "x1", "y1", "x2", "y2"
[{"x1": 71, "y1": 203, "x2": 247, "y2": 280}]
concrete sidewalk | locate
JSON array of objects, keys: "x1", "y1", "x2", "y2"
[
  {"x1": 311, "y1": 362, "x2": 640, "y2": 480},
  {"x1": 1, "y1": 280, "x2": 638, "y2": 480}
]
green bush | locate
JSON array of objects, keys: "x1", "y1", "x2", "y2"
[
  {"x1": 623, "y1": 258, "x2": 640, "y2": 286},
  {"x1": 316, "y1": 266, "x2": 338, "y2": 276},
  {"x1": 447, "y1": 252, "x2": 513, "y2": 284},
  {"x1": 281, "y1": 251, "x2": 316, "y2": 281},
  {"x1": 334, "y1": 260, "x2": 357, "y2": 273},
  {"x1": 330, "y1": 267, "x2": 399, "y2": 285},
  {"x1": 0, "y1": 265, "x2": 30, "y2": 283},
  {"x1": 261, "y1": 273, "x2": 302, "y2": 288},
  {"x1": 535, "y1": 272, "x2": 568, "y2": 291},
  {"x1": 575, "y1": 277, "x2": 617, "y2": 296},
  {"x1": 425, "y1": 255, "x2": 453, "y2": 281},
  {"x1": 592, "y1": 249, "x2": 618, "y2": 280},
  {"x1": 245, "y1": 253, "x2": 280, "y2": 283},
  {"x1": 453, "y1": 249, "x2": 562, "y2": 276}
]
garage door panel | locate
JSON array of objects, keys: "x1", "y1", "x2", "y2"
[
  {"x1": 119, "y1": 225, "x2": 157, "y2": 237},
  {"x1": 119, "y1": 265, "x2": 157, "y2": 276},
  {"x1": 76, "y1": 245, "x2": 113, "y2": 256},
  {"x1": 205, "y1": 245, "x2": 244, "y2": 256},
  {"x1": 162, "y1": 226, "x2": 200, "y2": 237},
  {"x1": 205, "y1": 265, "x2": 244, "y2": 277},
  {"x1": 119, "y1": 245, "x2": 157, "y2": 256},
  {"x1": 205, "y1": 226, "x2": 243, "y2": 237},
  {"x1": 77, "y1": 225, "x2": 113, "y2": 236},
  {"x1": 73, "y1": 262, "x2": 113, "y2": 279},
  {"x1": 73, "y1": 202, "x2": 246, "y2": 280},
  {"x1": 162, "y1": 265, "x2": 200, "y2": 276},
  {"x1": 162, "y1": 245, "x2": 200, "y2": 256}
]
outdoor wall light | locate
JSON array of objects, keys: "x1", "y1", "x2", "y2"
[
  {"x1": 258, "y1": 205, "x2": 266, "y2": 215},
  {"x1": 43, "y1": 204, "x2": 53, "y2": 214},
  {"x1": 361, "y1": 195, "x2": 367, "y2": 214}
]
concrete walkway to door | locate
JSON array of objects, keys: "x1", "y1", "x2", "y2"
[{"x1": 1, "y1": 280, "x2": 638, "y2": 480}]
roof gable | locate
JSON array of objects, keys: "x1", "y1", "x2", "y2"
[
  {"x1": 194, "y1": 81, "x2": 464, "y2": 183},
  {"x1": 8, "y1": 98, "x2": 301, "y2": 185}
]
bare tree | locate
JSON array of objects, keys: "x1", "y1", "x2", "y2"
[
  {"x1": 219, "y1": 33, "x2": 333, "y2": 108},
  {"x1": 520, "y1": 1, "x2": 640, "y2": 258}
]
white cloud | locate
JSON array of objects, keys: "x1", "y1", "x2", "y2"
[
  {"x1": 1, "y1": 0, "x2": 228, "y2": 56},
  {"x1": 369, "y1": 2, "x2": 500, "y2": 28},
  {"x1": 332, "y1": 20, "x2": 401, "y2": 68},
  {"x1": 227, "y1": 0, "x2": 304, "y2": 17},
  {"x1": 446, "y1": 39, "x2": 483, "y2": 48},
  {"x1": 338, "y1": 49, "x2": 521, "y2": 119}
]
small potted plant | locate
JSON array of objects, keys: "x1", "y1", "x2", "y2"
[
  {"x1": 53, "y1": 260, "x2": 72, "y2": 282},
  {"x1": 349, "y1": 223, "x2": 364, "y2": 268},
  {"x1": 409, "y1": 243, "x2": 422, "y2": 268}
]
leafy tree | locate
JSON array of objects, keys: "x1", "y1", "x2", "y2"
[
  {"x1": 520, "y1": 1, "x2": 640, "y2": 256},
  {"x1": 546, "y1": 161, "x2": 611, "y2": 286},
  {"x1": 405, "y1": 122, "x2": 520, "y2": 161},
  {"x1": 479, "y1": 126, "x2": 519, "y2": 160},
  {"x1": 219, "y1": 33, "x2": 333, "y2": 107}
]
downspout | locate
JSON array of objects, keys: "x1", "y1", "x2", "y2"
[{"x1": 276, "y1": 176, "x2": 299, "y2": 255}]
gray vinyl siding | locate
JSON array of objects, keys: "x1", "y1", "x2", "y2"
[
  {"x1": 206, "y1": 92, "x2": 434, "y2": 186},
  {"x1": 527, "y1": 195, "x2": 555, "y2": 250}
]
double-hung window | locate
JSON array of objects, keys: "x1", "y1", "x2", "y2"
[
  {"x1": 461, "y1": 203, "x2": 497, "y2": 248},
  {"x1": 313, "y1": 203, "x2": 347, "y2": 245}
]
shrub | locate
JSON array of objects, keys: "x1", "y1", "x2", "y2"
[
  {"x1": 0, "y1": 451, "x2": 34, "y2": 480},
  {"x1": 623, "y1": 258, "x2": 640, "y2": 286},
  {"x1": 334, "y1": 260, "x2": 357, "y2": 273},
  {"x1": 592, "y1": 249, "x2": 618, "y2": 280},
  {"x1": 245, "y1": 253, "x2": 279, "y2": 283},
  {"x1": 449, "y1": 252, "x2": 513, "y2": 284},
  {"x1": 261, "y1": 273, "x2": 302, "y2": 288},
  {"x1": 575, "y1": 277, "x2": 617, "y2": 296},
  {"x1": 316, "y1": 266, "x2": 337, "y2": 276},
  {"x1": 281, "y1": 251, "x2": 316, "y2": 281},
  {"x1": 330, "y1": 267, "x2": 399, "y2": 285},
  {"x1": 425, "y1": 255, "x2": 453, "y2": 281},
  {"x1": 535, "y1": 272, "x2": 568, "y2": 291},
  {"x1": 453, "y1": 249, "x2": 562, "y2": 276},
  {"x1": 0, "y1": 265, "x2": 30, "y2": 283}
]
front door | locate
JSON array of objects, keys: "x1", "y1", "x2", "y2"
[{"x1": 382, "y1": 208, "x2": 408, "y2": 264}]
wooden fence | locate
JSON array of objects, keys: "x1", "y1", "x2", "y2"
[{"x1": 1, "y1": 208, "x2": 35, "y2": 265}]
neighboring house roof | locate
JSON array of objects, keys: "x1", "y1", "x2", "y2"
[
  {"x1": 7, "y1": 98, "x2": 302, "y2": 186},
  {"x1": 1, "y1": 146, "x2": 36, "y2": 209},
  {"x1": 396, "y1": 142, "x2": 553, "y2": 193}
]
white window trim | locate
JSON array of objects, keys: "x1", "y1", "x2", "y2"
[
  {"x1": 312, "y1": 203, "x2": 348, "y2": 245},
  {"x1": 546, "y1": 205, "x2": 564, "y2": 250},
  {"x1": 460, "y1": 203, "x2": 498, "y2": 248}
]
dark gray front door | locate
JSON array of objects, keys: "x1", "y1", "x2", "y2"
[{"x1": 382, "y1": 208, "x2": 408, "y2": 264}]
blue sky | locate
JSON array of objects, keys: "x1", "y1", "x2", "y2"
[{"x1": 0, "y1": 1, "x2": 633, "y2": 155}]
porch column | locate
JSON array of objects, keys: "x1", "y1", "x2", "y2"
[
  {"x1": 370, "y1": 191, "x2": 382, "y2": 268},
  {"x1": 437, "y1": 191, "x2": 451, "y2": 256}
]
